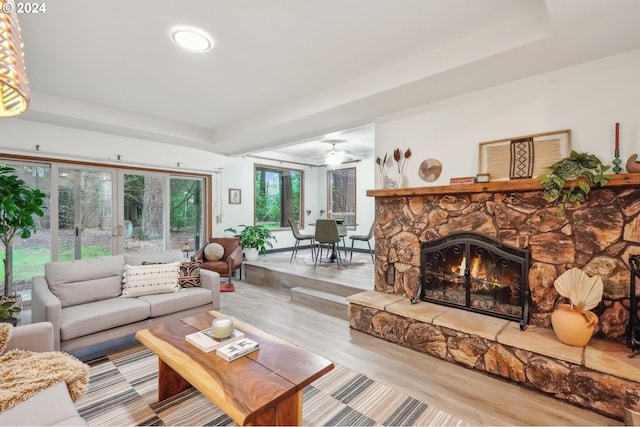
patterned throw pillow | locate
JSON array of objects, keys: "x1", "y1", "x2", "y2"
[
  {"x1": 179, "y1": 261, "x2": 201, "y2": 288},
  {"x1": 121, "y1": 261, "x2": 180, "y2": 297}
]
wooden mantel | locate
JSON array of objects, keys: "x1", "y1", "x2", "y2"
[{"x1": 366, "y1": 173, "x2": 640, "y2": 197}]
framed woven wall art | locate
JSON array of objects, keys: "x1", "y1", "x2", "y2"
[{"x1": 478, "y1": 129, "x2": 571, "y2": 181}]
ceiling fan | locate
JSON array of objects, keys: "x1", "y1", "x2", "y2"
[
  {"x1": 320, "y1": 139, "x2": 360, "y2": 167},
  {"x1": 324, "y1": 140, "x2": 346, "y2": 167}
]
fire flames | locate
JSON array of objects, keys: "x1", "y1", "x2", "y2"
[{"x1": 451, "y1": 255, "x2": 505, "y2": 290}]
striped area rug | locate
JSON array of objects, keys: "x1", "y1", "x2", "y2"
[{"x1": 75, "y1": 345, "x2": 468, "y2": 426}]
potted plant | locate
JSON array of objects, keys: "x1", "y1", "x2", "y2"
[
  {"x1": 551, "y1": 267, "x2": 603, "y2": 347},
  {"x1": 538, "y1": 151, "x2": 611, "y2": 212},
  {"x1": 0, "y1": 300, "x2": 21, "y2": 326},
  {"x1": 224, "y1": 224, "x2": 276, "y2": 261},
  {"x1": 0, "y1": 166, "x2": 47, "y2": 320}
]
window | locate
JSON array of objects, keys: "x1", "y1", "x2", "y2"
[
  {"x1": 327, "y1": 167, "x2": 356, "y2": 227},
  {"x1": 0, "y1": 154, "x2": 210, "y2": 297},
  {"x1": 0, "y1": 161, "x2": 51, "y2": 296},
  {"x1": 255, "y1": 165, "x2": 303, "y2": 228},
  {"x1": 169, "y1": 177, "x2": 204, "y2": 252}
]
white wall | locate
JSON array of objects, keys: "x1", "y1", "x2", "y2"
[
  {"x1": 0, "y1": 117, "x2": 377, "y2": 251},
  {"x1": 5, "y1": 50, "x2": 637, "y2": 252},
  {"x1": 375, "y1": 49, "x2": 640, "y2": 187},
  {"x1": 214, "y1": 156, "x2": 323, "y2": 249},
  {"x1": 217, "y1": 155, "x2": 376, "y2": 249}
]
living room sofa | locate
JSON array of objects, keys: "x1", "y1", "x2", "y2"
[
  {"x1": 31, "y1": 250, "x2": 220, "y2": 352},
  {"x1": 0, "y1": 322, "x2": 87, "y2": 426}
]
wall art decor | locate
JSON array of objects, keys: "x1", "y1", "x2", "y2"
[
  {"x1": 228, "y1": 188, "x2": 241, "y2": 204},
  {"x1": 418, "y1": 158, "x2": 442, "y2": 182},
  {"x1": 478, "y1": 129, "x2": 571, "y2": 181}
]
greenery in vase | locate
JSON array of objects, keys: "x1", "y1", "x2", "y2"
[
  {"x1": 538, "y1": 151, "x2": 611, "y2": 212},
  {"x1": 224, "y1": 224, "x2": 276, "y2": 254},
  {"x1": 0, "y1": 166, "x2": 47, "y2": 297}
]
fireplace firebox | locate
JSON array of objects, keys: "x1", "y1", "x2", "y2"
[{"x1": 415, "y1": 231, "x2": 530, "y2": 330}]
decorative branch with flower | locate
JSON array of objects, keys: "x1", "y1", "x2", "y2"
[
  {"x1": 375, "y1": 153, "x2": 388, "y2": 175},
  {"x1": 375, "y1": 153, "x2": 394, "y2": 187},
  {"x1": 394, "y1": 148, "x2": 412, "y2": 175}
]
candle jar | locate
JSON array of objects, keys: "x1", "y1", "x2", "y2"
[
  {"x1": 211, "y1": 316, "x2": 234, "y2": 339},
  {"x1": 476, "y1": 173, "x2": 490, "y2": 183}
]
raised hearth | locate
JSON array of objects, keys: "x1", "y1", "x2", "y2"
[{"x1": 348, "y1": 290, "x2": 640, "y2": 421}]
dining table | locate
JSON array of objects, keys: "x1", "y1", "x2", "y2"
[{"x1": 308, "y1": 220, "x2": 349, "y2": 263}]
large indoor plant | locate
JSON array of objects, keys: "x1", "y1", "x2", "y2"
[
  {"x1": 0, "y1": 166, "x2": 46, "y2": 319},
  {"x1": 551, "y1": 267, "x2": 603, "y2": 347},
  {"x1": 224, "y1": 224, "x2": 276, "y2": 261},
  {"x1": 538, "y1": 151, "x2": 611, "y2": 212}
]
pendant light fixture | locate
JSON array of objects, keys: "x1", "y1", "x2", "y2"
[{"x1": 0, "y1": 4, "x2": 30, "y2": 117}]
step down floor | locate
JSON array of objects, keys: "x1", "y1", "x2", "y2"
[{"x1": 290, "y1": 287, "x2": 349, "y2": 320}]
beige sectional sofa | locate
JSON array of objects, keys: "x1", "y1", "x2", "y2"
[{"x1": 31, "y1": 250, "x2": 220, "y2": 352}]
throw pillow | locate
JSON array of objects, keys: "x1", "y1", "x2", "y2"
[
  {"x1": 0, "y1": 323, "x2": 12, "y2": 354},
  {"x1": 179, "y1": 261, "x2": 202, "y2": 288},
  {"x1": 204, "y1": 243, "x2": 224, "y2": 261},
  {"x1": 121, "y1": 261, "x2": 181, "y2": 297}
]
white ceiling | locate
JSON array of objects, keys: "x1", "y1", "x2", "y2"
[{"x1": 14, "y1": 0, "x2": 640, "y2": 166}]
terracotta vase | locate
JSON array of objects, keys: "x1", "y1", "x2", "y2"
[{"x1": 551, "y1": 303, "x2": 598, "y2": 347}]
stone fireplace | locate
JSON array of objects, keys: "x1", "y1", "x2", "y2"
[
  {"x1": 347, "y1": 174, "x2": 640, "y2": 420},
  {"x1": 369, "y1": 175, "x2": 640, "y2": 341}
]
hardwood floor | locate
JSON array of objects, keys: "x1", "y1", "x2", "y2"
[{"x1": 220, "y1": 251, "x2": 620, "y2": 426}]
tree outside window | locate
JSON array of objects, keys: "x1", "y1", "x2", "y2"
[
  {"x1": 255, "y1": 165, "x2": 303, "y2": 228},
  {"x1": 327, "y1": 167, "x2": 356, "y2": 227}
]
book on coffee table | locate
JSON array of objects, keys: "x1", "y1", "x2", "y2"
[
  {"x1": 216, "y1": 338, "x2": 260, "y2": 362},
  {"x1": 185, "y1": 328, "x2": 245, "y2": 353}
]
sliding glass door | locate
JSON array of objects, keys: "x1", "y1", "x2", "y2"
[
  {"x1": 120, "y1": 173, "x2": 205, "y2": 255},
  {"x1": 57, "y1": 167, "x2": 115, "y2": 260},
  {"x1": 0, "y1": 155, "x2": 209, "y2": 296},
  {"x1": 169, "y1": 177, "x2": 204, "y2": 254},
  {"x1": 0, "y1": 161, "x2": 51, "y2": 296},
  {"x1": 121, "y1": 172, "x2": 166, "y2": 253}
]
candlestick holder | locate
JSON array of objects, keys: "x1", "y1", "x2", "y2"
[{"x1": 613, "y1": 154, "x2": 622, "y2": 174}]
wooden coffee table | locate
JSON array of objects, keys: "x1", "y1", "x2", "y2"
[{"x1": 135, "y1": 310, "x2": 334, "y2": 426}]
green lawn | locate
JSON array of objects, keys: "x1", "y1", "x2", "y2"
[{"x1": 0, "y1": 245, "x2": 111, "y2": 282}]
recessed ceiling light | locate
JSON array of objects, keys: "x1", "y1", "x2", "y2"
[{"x1": 169, "y1": 26, "x2": 213, "y2": 53}]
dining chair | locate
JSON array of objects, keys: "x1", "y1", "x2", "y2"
[
  {"x1": 337, "y1": 224, "x2": 348, "y2": 259},
  {"x1": 349, "y1": 221, "x2": 374, "y2": 262},
  {"x1": 288, "y1": 218, "x2": 315, "y2": 262},
  {"x1": 314, "y1": 219, "x2": 342, "y2": 269}
]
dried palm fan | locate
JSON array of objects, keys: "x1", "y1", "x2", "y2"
[{"x1": 554, "y1": 267, "x2": 603, "y2": 311}]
